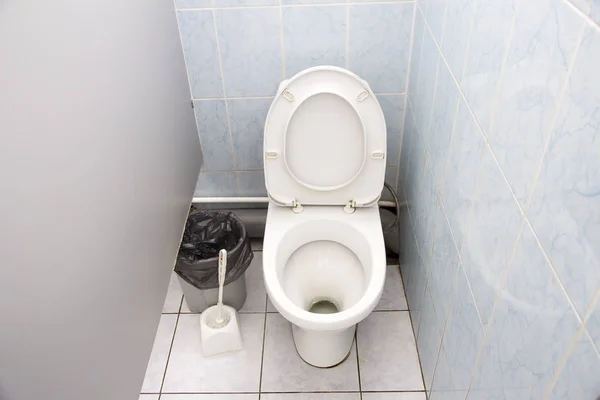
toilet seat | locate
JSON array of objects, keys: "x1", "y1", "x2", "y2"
[{"x1": 263, "y1": 66, "x2": 387, "y2": 207}]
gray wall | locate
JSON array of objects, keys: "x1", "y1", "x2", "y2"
[
  {"x1": 400, "y1": 0, "x2": 600, "y2": 398},
  {"x1": 0, "y1": 0, "x2": 201, "y2": 399}
]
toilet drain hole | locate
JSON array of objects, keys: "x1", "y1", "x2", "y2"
[{"x1": 308, "y1": 299, "x2": 340, "y2": 314}]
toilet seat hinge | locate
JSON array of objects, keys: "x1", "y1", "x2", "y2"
[
  {"x1": 344, "y1": 200, "x2": 356, "y2": 214},
  {"x1": 291, "y1": 200, "x2": 303, "y2": 214}
]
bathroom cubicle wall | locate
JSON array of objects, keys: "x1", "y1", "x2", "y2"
[
  {"x1": 174, "y1": 0, "x2": 415, "y2": 199},
  {"x1": 400, "y1": 0, "x2": 600, "y2": 398}
]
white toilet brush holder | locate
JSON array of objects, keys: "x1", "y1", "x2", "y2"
[{"x1": 200, "y1": 249, "x2": 244, "y2": 357}]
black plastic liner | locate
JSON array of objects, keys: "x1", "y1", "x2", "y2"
[{"x1": 175, "y1": 210, "x2": 253, "y2": 290}]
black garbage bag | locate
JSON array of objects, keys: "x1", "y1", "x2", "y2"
[{"x1": 175, "y1": 210, "x2": 253, "y2": 290}]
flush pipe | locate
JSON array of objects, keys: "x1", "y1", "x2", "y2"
[{"x1": 191, "y1": 197, "x2": 401, "y2": 208}]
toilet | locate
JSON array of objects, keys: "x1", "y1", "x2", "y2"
[{"x1": 262, "y1": 66, "x2": 388, "y2": 368}]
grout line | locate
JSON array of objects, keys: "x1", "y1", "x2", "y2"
[
  {"x1": 210, "y1": 1, "x2": 239, "y2": 196},
  {"x1": 278, "y1": 0, "x2": 287, "y2": 80},
  {"x1": 158, "y1": 312, "x2": 182, "y2": 394},
  {"x1": 257, "y1": 311, "x2": 269, "y2": 397},
  {"x1": 355, "y1": 329, "x2": 363, "y2": 400},
  {"x1": 562, "y1": 0, "x2": 600, "y2": 31}
]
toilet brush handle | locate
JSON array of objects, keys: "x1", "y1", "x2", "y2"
[{"x1": 217, "y1": 249, "x2": 227, "y2": 307}]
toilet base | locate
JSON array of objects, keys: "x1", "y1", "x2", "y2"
[{"x1": 292, "y1": 323, "x2": 356, "y2": 368}]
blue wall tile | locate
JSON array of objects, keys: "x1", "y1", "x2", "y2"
[
  {"x1": 414, "y1": 162, "x2": 441, "y2": 270},
  {"x1": 348, "y1": 3, "x2": 414, "y2": 93},
  {"x1": 383, "y1": 166, "x2": 399, "y2": 202},
  {"x1": 194, "y1": 172, "x2": 238, "y2": 196},
  {"x1": 282, "y1": 6, "x2": 346, "y2": 77},
  {"x1": 528, "y1": 25, "x2": 600, "y2": 318},
  {"x1": 237, "y1": 171, "x2": 267, "y2": 196},
  {"x1": 548, "y1": 334, "x2": 600, "y2": 400},
  {"x1": 175, "y1": 0, "x2": 212, "y2": 9},
  {"x1": 214, "y1": 0, "x2": 279, "y2": 6},
  {"x1": 409, "y1": 10, "x2": 426, "y2": 100},
  {"x1": 193, "y1": 100, "x2": 234, "y2": 171},
  {"x1": 430, "y1": 345, "x2": 458, "y2": 400},
  {"x1": 488, "y1": 0, "x2": 582, "y2": 208},
  {"x1": 377, "y1": 94, "x2": 406, "y2": 168},
  {"x1": 426, "y1": 0, "x2": 448, "y2": 44},
  {"x1": 228, "y1": 98, "x2": 272, "y2": 170},
  {"x1": 442, "y1": 98, "x2": 485, "y2": 251},
  {"x1": 215, "y1": 8, "x2": 283, "y2": 96},
  {"x1": 414, "y1": 27, "x2": 439, "y2": 141},
  {"x1": 418, "y1": 289, "x2": 443, "y2": 390},
  {"x1": 461, "y1": 149, "x2": 523, "y2": 325},
  {"x1": 587, "y1": 300, "x2": 600, "y2": 350},
  {"x1": 442, "y1": 268, "x2": 483, "y2": 396},
  {"x1": 177, "y1": 10, "x2": 224, "y2": 98},
  {"x1": 591, "y1": 1, "x2": 600, "y2": 25},
  {"x1": 461, "y1": 0, "x2": 516, "y2": 132},
  {"x1": 442, "y1": 0, "x2": 476, "y2": 80},
  {"x1": 468, "y1": 223, "x2": 580, "y2": 400},
  {"x1": 429, "y1": 209, "x2": 460, "y2": 328},
  {"x1": 428, "y1": 60, "x2": 459, "y2": 187}
]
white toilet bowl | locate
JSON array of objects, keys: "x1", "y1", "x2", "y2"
[
  {"x1": 261, "y1": 66, "x2": 389, "y2": 367},
  {"x1": 263, "y1": 204, "x2": 386, "y2": 367}
]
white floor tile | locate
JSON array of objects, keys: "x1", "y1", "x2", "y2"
[
  {"x1": 141, "y1": 314, "x2": 178, "y2": 393},
  {"x1": 162, "y1": 314, "x2": 264, "y2": 392},
  {"x1": 239, "y1": 252, "x2": 266, "y2": 313},
  {"x1": 362, "y1": 393, "x2": 426, "y2": 400},
  {"x1": 357, "y1": 311, "x2": 424, "y2": 391},
  {"x1": 163, "y1": 272, "x2": 183, "y2": 313},
  {"x1": 161, "y1": 395, "x2": 258, "y2": 399},
  {"x1": 375, "y1": 265, "x2": 408, "y2": 311},
  {"x1": 262, "y1": 394, "x2": 360, "y2": 400},
  {"x1": 139, "y1": 395, "x2": 159, "y2": 400},
  {"x1": 180, "y1": 254, "x2": 265, "y2": 314},
  {"x1": 261, "y1": 313, "x2": 360, "y2": 392}
]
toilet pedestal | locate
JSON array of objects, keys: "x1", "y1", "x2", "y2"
[{"x1": 292, "y1": 323, "x2": 356, "y2": 368}]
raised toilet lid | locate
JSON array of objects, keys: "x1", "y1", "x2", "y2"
[{"x1": 263, "y1": 66, "x2": 387, "y2": 207}]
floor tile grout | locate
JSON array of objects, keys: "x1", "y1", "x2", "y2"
[{"x1": 257, "y1": 297, "x2": 269, "y2": 398}]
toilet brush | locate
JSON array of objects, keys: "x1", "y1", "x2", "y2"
[{"x1": 200, "y1": 249, "x2": 244, "y2": 357}]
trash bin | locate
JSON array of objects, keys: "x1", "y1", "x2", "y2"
[{"x1": 175, "y1": 210, "x2": 253, "y2": 312}]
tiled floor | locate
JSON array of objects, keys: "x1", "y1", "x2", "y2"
[{"x1": 141, "y1": 246, "x2": 425, "y2": 400}]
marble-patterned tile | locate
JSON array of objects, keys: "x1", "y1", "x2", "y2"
[
  {"x1": 528, "y1": 25, "x2": 600, "y2": 318},
  {"x1": 430, "y1": 345, "x2": 459, "y2": 400},
  {"x1": 428, "y1": 60, "x2": 459, "y2": 188},
  {"x1": 408, "y1": 10, "x2": 426, "y2": 100},
  {"x1": 214, "y1": 0, "x2": 278, "y2": 6},
  {"x1": 227, "y1": 98, "x2": 271, "y2": 170},
  {"x1": 193, "y1": 100, "x2": 234, "y2": 171},
  {"x1": 362, "y1": 393, "x2": 426, "y2": 400},
  {"x1": 404, "y1": 106, "x2": 426, "y2": 217},
  {"x1": 377, "y1": 95, "x2": 406, "y2": 168},
  {"x1": 175, "y1": 0, "x2": 212, "y2": 9},
  {"x1": 215, "y1": 8, "x2": 282, "y2": 97},
  {"x1": 162, "y1": 314, "x2": 264, "y2": 392},
  {"x1": 547, "y1": 333, "x2": 600, "y2": 400},
  {"x1": 417, "y1": 289, "x2": 443, "y2": 390},
  {"x1": 263, "y1": 395, "x2": 359, "y2": 400},
  {"x1": 468, "y1": 223, "x2": 581, "y2": 400},
  {"x1": 141, "y1": 314, "x2": 177, "y2": 392},
  {"x1": 441, "y1": 98, "x2": 484, "y2": 251},
  {"x1": 261, "y1": 313, "x2": 359, "y2": 392},
  {"x1": 161, "y1": 395, "x2": 258, "y2": 400},
  {"x1": 163, "y1": 272, "x2": 183, "y2": 313},
  {"x1": 441, "y1": 0, "x2": 476, "y2": 80},
  {"x1": 376, "y1": 265, "x2": 409, "y2": 311},
  {"x1": 461, "y1": 0, "x2": 516, "y2": 132},
  {"x1": 461, "y1": 149, "x2": 523, "y2": 325},
  {"x1": 399, "y1": 211, "x2": 414, "y2": 288},
  {"x1": 237, "y1": 171, "x2": 267, "y2": 197},
  {"x1": 413, "y1": 161, "x2": 440, "y2": 271},
  {"x1": 407, "y1": 251, "x2": 426, "y2": 338},
  {"x1": 570, "y1": 0, "x2": 592, "y2": 13},
  {"x1": 413, "y1": 28, "x2": 440, "y2": 143},
  {"x1": 177, "y1": 10, "x2": 224, "y2": 99},
  {"x1": 194, "y1": 172, "x2": 237, "y2": 196},
  {"x1": 591, "y1": 1, "x2": 600, "y2": 25},
  {"x1": 348, "y1": 3, "x2": 414, "y2": 93},
  {"x1": 358, "y1": 311, "x2": 424, "y2": 391},
  {"x1": 488, "y1": 0, "x2": 583, "y2": 208},
  {"x1": 426, "y1": 0, "x2": 448, "y2": 44},
  {"x1": 587, "y1": 297, "x2": 600, "y2": 350},
  {"x1": 283, "y1": 6, "x2": 346, "y2": 77},
  {"x1": 441, "y1": 267, "x2": 483, "y2": 394},
  {"x1": 428, "y1": 209, "x2": 459, "y2": 329}
]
